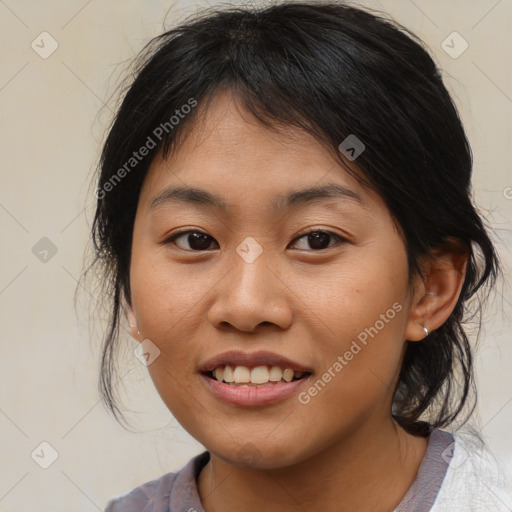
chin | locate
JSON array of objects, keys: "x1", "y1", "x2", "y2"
[{"x1": 204, "y1": 436, "x2": 315, "y2": 471}]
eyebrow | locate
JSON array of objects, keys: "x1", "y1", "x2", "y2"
[{"x1": 149, "y1": 182, "x2": 365, "y2": 213}]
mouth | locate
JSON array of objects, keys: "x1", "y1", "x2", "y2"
[
  {"x1": 198, "y1": 350, "x2": 313, "y2": 406},
  {"x1": 202, "y1": 365, "x2": 312, "y2": 387},
  {"x1": 200, "y1": 368, "x2": 312, "y2": 407}
]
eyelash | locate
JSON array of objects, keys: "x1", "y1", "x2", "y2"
[{"x1": 162, "y1": 227, "x2": 347, "y2": 252}]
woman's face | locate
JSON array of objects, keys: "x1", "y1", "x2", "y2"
[{"x1": 128, "y1": 90, "x2": 422, "y2": 468}]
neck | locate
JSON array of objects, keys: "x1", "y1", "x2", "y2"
[{"x1": 197, "y1": 417, "x2": 428, "y2": 512}]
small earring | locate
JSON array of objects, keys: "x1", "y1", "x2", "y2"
[{"x1": 423, "y1": 326, "x2": 429, "y2": 338}]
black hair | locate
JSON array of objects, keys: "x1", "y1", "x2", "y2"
[{"x1": 82, "y1": 0, "x2": 502, "y2": 435}]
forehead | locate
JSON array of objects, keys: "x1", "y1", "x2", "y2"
[{"x1": 138, "y1": 90, "x2": 375, "y2": 214}]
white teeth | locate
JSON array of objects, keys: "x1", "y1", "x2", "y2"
[
  {"x1": 223, "y1": 365, "x2": 234, "y2": 383},
  {"x1": 282, "y1": 369, "x2": 294, "y2": 382},
  {"x1": 250, "y1": 366, "x2": 269, "y2": 384},
  {"x1": 269, "y1": 366, "x2": 283, "y2": 381},
  {"x1": 211, "y1": 365, "x2": 307, "y2": 385},
  {"x1": 233, "y1": 366, "x2": 251, "y2": 383},
  {"x1": 214, "y1": 367, "x2": 224, "y2": 381}
]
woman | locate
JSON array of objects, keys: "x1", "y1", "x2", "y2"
[{"x1": 86, "y1": 1, "x2": 511, "y2": 510}]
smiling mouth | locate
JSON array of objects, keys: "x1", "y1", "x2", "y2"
[{"x1": 203, "y1": 365, "x2": 312, "y2": 386}]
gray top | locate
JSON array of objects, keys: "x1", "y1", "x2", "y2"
[{"x1": 104, "y1": 428, "x2": 454, "y2": 512}]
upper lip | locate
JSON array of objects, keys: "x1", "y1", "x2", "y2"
[{"x1": 199, "y1": 350, "x2": 312, "y2": 373}]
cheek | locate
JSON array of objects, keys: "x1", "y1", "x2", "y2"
[
  {"x1": 294, "y1": 294, "x2": 408, "y2": 447},
  {"x1": 298, "y1": 247, "x2": 409, "y2": 407},
  {"x1": 130, "y1": 242, "x2": 207, "y2": 336},
  {"x1": 296, "y1": 242, "x2": 409, "y2": 344},
  {"x1": 129, "y1": 249, "x2": 203, "y2": 407}
]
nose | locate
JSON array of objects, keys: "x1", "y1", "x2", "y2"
[{"x1": 207, "y1": 245, "x2": 293, "y2": 333}]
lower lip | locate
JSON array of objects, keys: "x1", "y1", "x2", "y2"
[{"x1": 200, "y1": 374, "x2": 311, "y2": 407}]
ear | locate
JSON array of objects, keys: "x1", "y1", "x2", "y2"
[
  {"x1": 125, "y1": 303, "x2": 143, "y2": 343},
  {"x1": 405, "y1": 238, "x2": 469, "y2": 342}
]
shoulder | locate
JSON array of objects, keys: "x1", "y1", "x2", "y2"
[
  {"x1": 103, "y1": 451, "x2": 210, "y2": 512},
  {"x1": 104, "y1": 472, "x2": 175, "y2": 512},
  {"x1": 431, "y1": 428, "x2": 512, "y2": 511}
]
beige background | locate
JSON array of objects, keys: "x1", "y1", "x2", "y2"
[{"x1": 0, "y1": 0, "x2": 511, "y2": 510}]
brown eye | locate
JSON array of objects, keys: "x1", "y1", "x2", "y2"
[
  {"x1": 166, "y1": 230, "x2": 218, "y2": 251},
  {"x1": 163, "y1": 228, "x2": 347, "y2": 252},
  {"x1": 290, "y1": 230, "x2": 346, "y2": 251}
]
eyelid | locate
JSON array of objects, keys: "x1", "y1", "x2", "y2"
[
  {"x1": 292, "y1": 225, "x2": 346, "y2": 240},
  {"x1": 161, "y1": 228, "x2": 213, "y2": 245}
]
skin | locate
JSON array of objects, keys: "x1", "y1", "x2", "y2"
[{"x1": 126, "y1": 89, "x2": 469, "y2": 512}]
